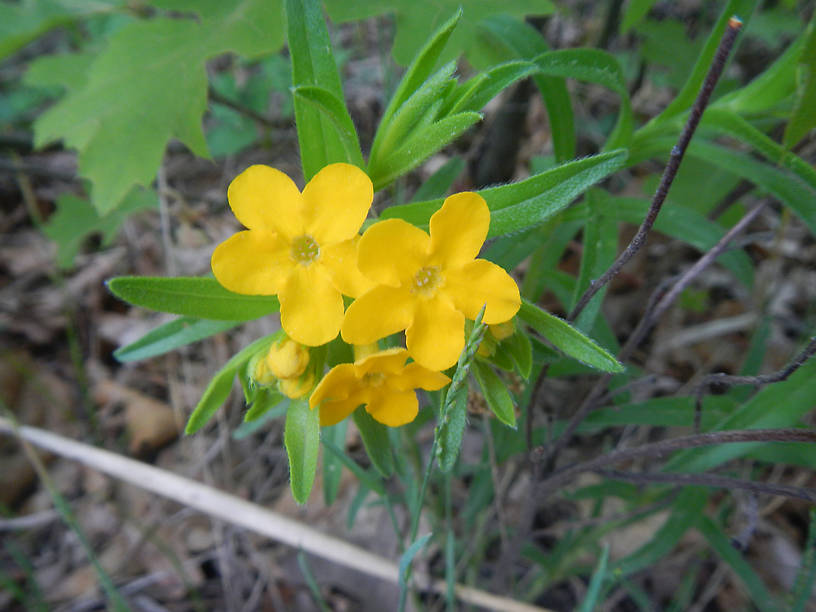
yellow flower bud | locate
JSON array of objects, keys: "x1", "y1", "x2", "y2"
[
  {"x1": 279, "y1": 369, "x2": 316, "y2": 399},
  {"x1": 489, "y1": 321, "x2": 515, "y2": 342},
  {"x1": 253, "y1": 355, "x2": 277, "y2": 385},
  {"x1": 266, "y1": 337, "x2": 310, "y2": 379}
]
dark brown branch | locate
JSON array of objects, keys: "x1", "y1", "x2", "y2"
[
  {"x1": 536, "y1": 428, "x2": 816, "y2": 502},
  {"x1": 543, "y1": 201, "x2": 767, "y2": 464},
  {"x1": 693, "y1": 336, "x2": 816, "y2": 432},
  {"x1": 596, "y1": 469, "x2": 816, "y2": 504},
  {"x1": 208, "y1": 88, "x2": 290, "y2": 130},
  {"x1": 568, "y1": 16, "x2": 743, "y2": 322}
]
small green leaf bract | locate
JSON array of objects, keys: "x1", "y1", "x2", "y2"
[
  {"x1": 107, "y1": 276, "x2": 280, "y2": 321},
  {"x1": 185, "y1": 333, "x2": 279, "y2": 434},
  {"x1": 285, "y1": 398, "x2": 320, "y2": 504},
  {"x1": 472, "y1": 360, "x2": 516, "y2": 429},
  {"x1": 353, "y1": 407, "x2": 394, "y2": 478}
]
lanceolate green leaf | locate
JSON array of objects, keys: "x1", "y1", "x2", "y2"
[
  {"x1": 369, "y1": 111, "x2": 482, "y2": 191},
  {"x1": 784, "y1": 17, "x2": 816, "y2": 148},
  {"x1": 114, "y1": 317, "x2": 239, "y2": 362},
  {"x1": 477, "y1": 15, "x2": 575, "y2": 161},
  {"x1": 644, "y1": 0, "x2": 756, "y2": 128},
  {"x1": 322, "y1": 420, "x2": 348, "y2": 505},
  {"x1": 107, "y1": 276, "x2": 280, "y2": 321},
  {"x1": 285, "y1": 398, "x2": 320, "y2": 504},
  {"x1": 376, "y1": 9, "x2": 461, "y2": 132},
  {"x1": 382, "y1": 150, "x2": 628, "y2": 238},
  {"x1": 185, "y1": 333, "x2": 279, "y2": 434},
  {"x1": 472, "y1": 361, "x2": 516, "y2": 428},
  {"x1": 532, "y1": 48, "x2": 633, "y2": 150},
  {"x1": 446, "y1": 60, "x2": 539, "y2": 114},
  {"x1": 292, "y1": 86, "x2": 363, "y2": 168},
  {"x1": 285, "y1": 0, "x2": 349, "y2": 180},
  {"x1": 518, "y1": 300, "x2": 624, "y2": 373},
  {"x1": 353, "y1": 407, "x2": 395, "y2": 477},
  {"x1": 688, "y1": 141, "x2": 816, "y2": 236}
]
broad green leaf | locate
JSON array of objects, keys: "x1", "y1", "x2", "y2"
[
  {"x1": 322, "y1": 420, "x2": 348, "y2": 505},
  {"x1": 784, "y1": 17, "x2": 816, "y2": 148},
  {"x1": 33, "y1": 0, "x2": 285, "y2": 213},
  {"x1": 353, "y1": 407, "x2": 394, "y2": 478},
  {"x1": 285, "y1": 399, "x2": 320, "y2": 504},
  {"x1": 324, "y1": 0, "x2": 553, "y2": 68},
  {"x1": 185, "y1": 334, "x2": 278, "y2": 434},
  {"x1": 476, "y1": 15, "x2": 575, "y2": 161},
  {"x1": 532, "y1": 48, "x2": 633, "y2": 150},
  {"x1": 0, "y1": 0, "x2": 124, "y2": 60},
  {"x1": 114, "y1": 316, "x2": 239, "y2": 362},
  {"x1": 518, "y1": 300, "x2": 624, "y2": 373},
  {"x1": 369, "y1": 111, "x2": 482, "y2": 191},
  {"x1": 292, "y1": 85, "x2": 364, "y2": 167},
  {"x1": 25, "y1": 50, "x2": 94, "y2": 93},
  {"x1": 286, "y1": 0, "x2": 351, "y2": 180},
  {"x1": 107, "y1": 276, "x2": 280, "y2": 321},
  {"x1": 698, "y1": 516, "x2": 777, "y2": 611},
  {"x1": 644, "y1": 0, "x2": 756, "y2": 128},
  {"x1": 472, "y1": 361, "x2": 516, "y2": 428},
  {"x1": 43, "y1": 189, "x2": 156, "y2": 269},
  {"x1": 411, "y1": 157, "x2": 465, "y2": 202},
  {"x1": 382, "y1": 150, "x2": 628, "y2": 238},
  {"x1": 620, "y1": 0, "x2": 656, "y2": 33}
]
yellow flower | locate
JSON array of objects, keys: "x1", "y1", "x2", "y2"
[
  {"x1": 309, "y1": 348, "x2": 450, "y2": 427},
  {"x1": 341, "y1": 193, "x2": 521, "y2": 370},
  {"x1": 279, "y1": 369, "x2": 316, "y2": 399},
  {"x1": 212, "y1": 163, "x2": 373, "y2": 346}
]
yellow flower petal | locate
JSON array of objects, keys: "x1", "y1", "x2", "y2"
[
  {"x1": 310, "y1": 363, "x2": 358, "y2": 408},
  {"x1": 227, "y1": 165, "x2": 304, "y2": 238},
  {"x1": 406, "y1": 296, "x2": 464, "y2": 370},
  {"x1": 357, "y1": 219, "x2": 430, "y2": 287},
  {"x1": 320, "y1": 237, "x2": 374, "y2": 298},
  {"x1": 279, "y1": 370, "x2": 315, "y2": 399},
  {"x1": 319, "y1": 396, "x2": 365, "y2": 427},
  {"x1": 443, "y1": 259, "x2": 521, "y2": 324},
  {"x1": 365, "y1": 389, "x2": 419, "y2": 427},
  {"x1": 429, "y1": 192, "x2": 490, "y2": 268},
  {"x1": 341, "y1": 285, "x2": 415, "y2": 345},
  {"x1": 392, "y1": 363, "x2": 450, "y2": 391},
  {"x1": 279, "y1": 265, "x2": 343, "y2": 346},
  {"x1": 301, "y1": 163, "x2": 373, "y2": 245},
  {"x1": 353, "y1": 347, "x2": 408, "y2": 376},
  {"x1": 211, "y1": 230, "x2": 291, "y2": 295}
]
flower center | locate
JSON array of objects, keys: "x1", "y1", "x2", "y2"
[
  {"x1": 411, "y1": 266, "x2": 442, "y2": 297},
  {"x1": 362, "y1": 372, "x2": 386, "y2": 387},
  {"x1": 290, "y1": 234, "x2": 320, "y2": 265}
]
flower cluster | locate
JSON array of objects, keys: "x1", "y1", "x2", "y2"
[{"x1": 212, "y1": 163, "x2": 521, "y2": 427}]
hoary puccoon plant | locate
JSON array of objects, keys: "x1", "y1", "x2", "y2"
[{"x1": 109, "y1": 2, "x2": 627, "y2": 505}]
